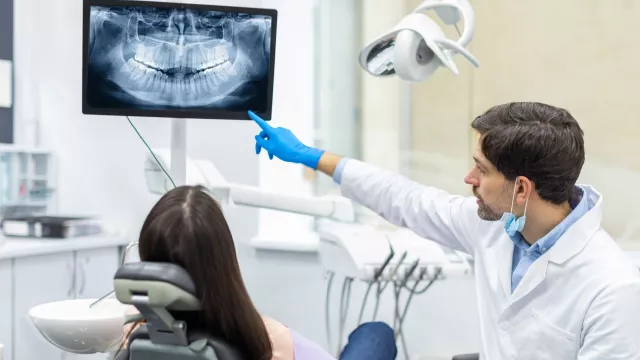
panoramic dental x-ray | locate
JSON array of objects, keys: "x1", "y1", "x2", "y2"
[{"x1": 86, "y1": 6, "x2": 272, "y2": 111}]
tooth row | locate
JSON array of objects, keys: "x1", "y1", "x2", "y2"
[
  {"x1": 133, "y1": 44, "x2": 230, "y2": 71},
  {"x1": 124, "y1": 58, "x2": 238, "y2": 96}
]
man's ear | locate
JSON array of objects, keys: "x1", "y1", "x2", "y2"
[{"x1": 517, "y1": 177, "x2": 534, "y2": 203}]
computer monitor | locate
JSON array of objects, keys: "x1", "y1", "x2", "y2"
[{"x1": 82, "y1": 0, "x2": 277, "y2": 120}]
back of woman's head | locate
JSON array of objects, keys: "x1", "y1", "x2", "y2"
[{"x1": 138, "y1": 185, "x2": 272, "y2": 360}]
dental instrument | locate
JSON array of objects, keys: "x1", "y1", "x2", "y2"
[{"x1": 358, "y1": 0, "x2": 478, "y2": 83}]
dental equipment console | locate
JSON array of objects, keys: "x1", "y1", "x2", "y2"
[
  {"x1": 318, "y1": 221, "x2": 474, "y2": 359},
  {"x1": 318, "y1": 221, "x2": 473, "y2": 282}
]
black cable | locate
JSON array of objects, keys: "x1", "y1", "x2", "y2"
[
  {"x1": 393, "y1": 283, "x2": 412, "y2": 360},
  {"x1": 126, "y1": 115, "x2": 176, "y2": 188},
  {"x1": 411, "y1": 267, "x2": 442, "y2": 295},
  {"x1": 392, "y1": 263, "x2": 422, "y2": 360}
]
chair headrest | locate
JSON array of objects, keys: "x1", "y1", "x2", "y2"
[{"x1": 114, "y1": 262, "x2": 200, "y2": 311}]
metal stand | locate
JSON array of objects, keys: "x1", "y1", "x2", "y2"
[{"x1": 170, "y1": 118, "x2": 187, "y2": 187}]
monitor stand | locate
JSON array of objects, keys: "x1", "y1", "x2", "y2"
[{"x1": 170, "y1": 118, "x2": 187, "y2": 187}]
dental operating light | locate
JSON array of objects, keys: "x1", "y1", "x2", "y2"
[
  {"x1": 81, "y1": 0, "x2": 278, "y2": 121},
  {"x1": 358, "y1": 0, "x2": 478, "y2": 82}
]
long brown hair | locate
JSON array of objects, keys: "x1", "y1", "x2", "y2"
[{"x1": 118, "y1": 185, "x2": 272, "y2": 360}]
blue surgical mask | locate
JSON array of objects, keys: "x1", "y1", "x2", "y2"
[{"x1": 502, "y1": 180, "x2": 529, "y2": 237}]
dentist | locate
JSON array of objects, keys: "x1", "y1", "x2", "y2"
[{"x1": 249, "y1": 102, "x2": 640, "y2": 360}]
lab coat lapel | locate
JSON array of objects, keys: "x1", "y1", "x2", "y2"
[
  {"x1": 508, "y1": 186, "x2": 602, "y2": 302},
  {"x1": 511, "y1": 253, "x2": 549, "y2": 303},
  {"x1": 495, "y1": 236, "x2": 515, "y2": 298}
]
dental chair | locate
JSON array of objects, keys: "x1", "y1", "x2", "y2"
[{"x1": 112, "y1": 262, "x2": 243, "y2": 360}]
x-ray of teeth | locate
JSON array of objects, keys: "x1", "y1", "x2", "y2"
[{"x1": 86, "y1": 5, "x2": 272, "y2": 112}]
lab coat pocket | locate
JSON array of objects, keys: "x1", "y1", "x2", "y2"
[{"x1": 519, "y1": 311, "x2": 577, "y2": 360}]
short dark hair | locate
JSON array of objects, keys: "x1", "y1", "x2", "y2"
[
  {"x1": 136, "y1": 185, "x2": 272, "y2": 360},
  {"x1": 470, "y1": 102, "x2": 585, "y2": 204}
]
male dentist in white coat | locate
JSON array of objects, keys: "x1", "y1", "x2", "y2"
[{"x1": 249, "y1": 102, "x2": 640, "y2": 359}]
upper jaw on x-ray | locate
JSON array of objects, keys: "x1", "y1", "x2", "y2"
[{"x1": 88, "y1": 7, "x2": 271, "y2": 109}]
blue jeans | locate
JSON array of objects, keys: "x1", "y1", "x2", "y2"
[{"x1": 339, "y1": 322, "x2": 397, "y2": 360}]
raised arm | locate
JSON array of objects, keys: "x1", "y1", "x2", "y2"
[
  {"x1": 249, "y1": 111, "x2": 482, "y2": 253},
  {"x1": 321, "y1": 154, "x2": 480, "y2": 254}
]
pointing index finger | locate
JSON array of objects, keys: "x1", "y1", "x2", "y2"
[{"x1": 248, "y1": 110, "x2": 274, "y2": 134}]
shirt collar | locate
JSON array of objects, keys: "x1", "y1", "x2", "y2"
[{"x1": 509, "y1": 186, "x2": 589, "y2": 254}]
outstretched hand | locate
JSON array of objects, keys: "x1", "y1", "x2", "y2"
[{"x1": 248, "y1": 110, "x2": 325, "y2": 169}]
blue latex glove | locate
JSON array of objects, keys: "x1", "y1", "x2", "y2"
[{"x1": 248, "y1": 110, "x2": 325, "y2": 169}]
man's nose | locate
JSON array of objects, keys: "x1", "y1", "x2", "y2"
[{"x1": 464, "y1": 173, "x2": 479, "y2": 187}]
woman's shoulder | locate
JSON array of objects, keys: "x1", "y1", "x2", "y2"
[
  {"x1": 262, "y1": 316, "x2": 295, "y2": 360},
  {"x1": 262, "y1": 316, "x2": 336, "y2": 360}
]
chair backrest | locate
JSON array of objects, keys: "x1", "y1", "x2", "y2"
[{"x1": 113, "y1": 262, "x2": 243, "y2": 360}]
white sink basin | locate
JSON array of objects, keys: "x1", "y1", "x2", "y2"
[{"x1": 29, "y1": 298, "x2": 129, "y2": 354}]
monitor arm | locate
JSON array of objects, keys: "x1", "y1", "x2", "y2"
[{"x1": 143, "y1": 148, "x2": 355, "y2": 223}]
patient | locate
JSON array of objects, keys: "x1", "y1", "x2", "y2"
[{"x1": 115, "y1": 185, "x2": 396, "y2": 360}]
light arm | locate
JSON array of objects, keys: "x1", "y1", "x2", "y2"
[
  {"x1": 219, "y1": 183, "x2": 355, "y2": 222},
  {"x1": 145, "y1": 150, "x2": 356, "y2": 223}
]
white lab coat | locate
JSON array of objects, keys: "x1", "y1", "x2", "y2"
[{"x1": 339, "y1": 159, "x2": 640, "y2": 360}]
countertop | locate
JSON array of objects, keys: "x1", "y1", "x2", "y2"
[{"x1": 0, "y1": 234, "x2": 132, "y2": 259}]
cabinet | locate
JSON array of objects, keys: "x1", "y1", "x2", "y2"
[
  {"x1": 6, "y1": 246, "x2": 121, "y2": 360},
  {"x1": 0, "y1": 146, "x2": 56, "y2": 219},
  {"x1": 0, "y1": 259, "x2": 12, "y2": 360},
  {"x1": 74, "y1": 248, "x2": 120, "y2": 299}
]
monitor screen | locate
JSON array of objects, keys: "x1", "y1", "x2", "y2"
[{"x1": 82, "y1": 0, "x2": 277, "y2": 120}]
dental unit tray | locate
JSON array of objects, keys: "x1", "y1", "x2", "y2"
[
  {"x1": 1, "y1": 215, "x2": 104, "y2": 238},
  {"x1": 317, "y1": 221, "x2": 474, "y2": 282}
]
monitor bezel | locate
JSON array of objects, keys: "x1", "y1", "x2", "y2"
[{"x1": 82, "y1": 0, "x2": 278, "y2": 121}]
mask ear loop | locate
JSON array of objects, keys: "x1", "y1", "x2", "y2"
[
  {"x1": 510, "y1": 178, "x2": 530, "y2": 218},
  {"x1": 509, "y1": 180, "x2": 518, "y2": 214}
]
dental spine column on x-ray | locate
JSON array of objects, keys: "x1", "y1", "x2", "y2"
[{"x1": 87, "y1": 6, "x2": 271, "y2": 110}]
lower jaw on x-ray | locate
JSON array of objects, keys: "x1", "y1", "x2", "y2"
[{"x1": 86, "y1": 6, "x2": 272, "y2": 112}]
